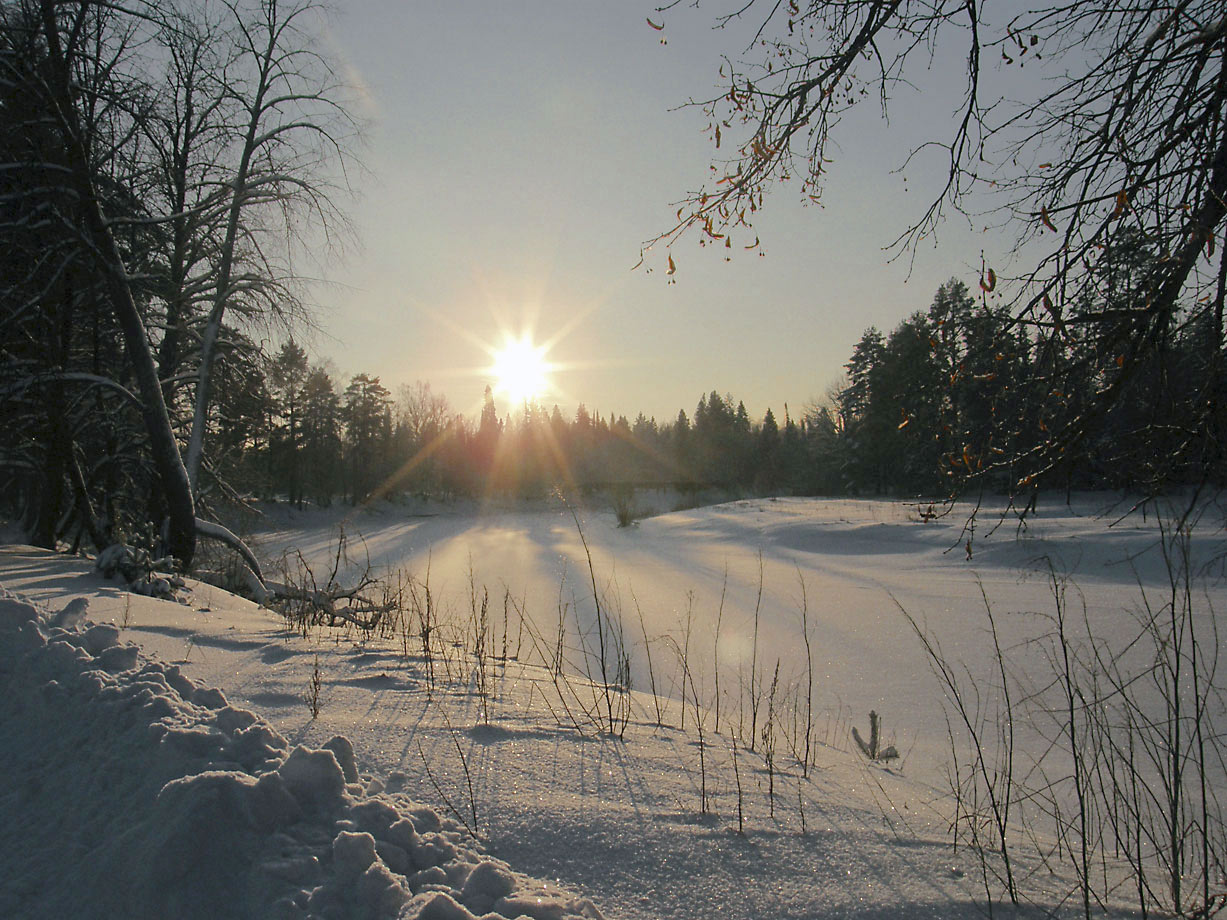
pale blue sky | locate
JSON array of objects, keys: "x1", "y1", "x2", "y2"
[{"x1": 317, "y1": 1, "x2": 999, "y2": 423}]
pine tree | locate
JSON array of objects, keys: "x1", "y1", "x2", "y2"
[
  {"x1": 269, "y1": 341, "x2": 310, "y2": 506},
  {"x1": 343, "y1": 374, "x2": 391, "y2": 504},
  {"x1": 755, "y1": 408, "x2": 781, "y2": 493},
  {"x1": 300, "y1": 369, "x2": 341, "y2": 506}
]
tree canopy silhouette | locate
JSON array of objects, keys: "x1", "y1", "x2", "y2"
[{"x1": 656, "y1": 0, "x2": 1227, "y2": 492}]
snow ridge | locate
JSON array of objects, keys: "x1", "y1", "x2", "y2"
[{"x1": 0, "y1": 591, "x2": 605, "y2": 920}]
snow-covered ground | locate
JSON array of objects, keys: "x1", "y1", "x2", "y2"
[{"x1": 3, "y1": 494, "x2": 1224, "y2": 918}]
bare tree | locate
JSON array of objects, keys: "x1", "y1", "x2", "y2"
[
  {"x1": 144, "y1": 3, "x2": 232, "y2": 407},
  {"x1": 0, "y1": 0, "x2": 357, "y2": 572},
  {"x1": 654, "y1": 0, "x2": 1227, "y2": 488},
  {"x1": 181, "y1": 0, "x2": 358, "y2": 493},
  {"x1": 398, "y1": 380, "x2": 452, "y2": 446}
]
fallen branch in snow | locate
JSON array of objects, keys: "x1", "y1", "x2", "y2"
[
  {"x1": 269, "y1": 579, "x2": 396, "y2": 632},
  {"x1": 267, "y1": 528, "x2": 403, "y2": 633}
]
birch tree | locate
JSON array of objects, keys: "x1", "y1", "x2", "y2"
[{"x1": 182, "y1": 0, "x2": 357, "y2": 492}]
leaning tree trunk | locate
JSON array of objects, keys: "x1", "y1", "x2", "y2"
[
  {"x1": 37, "y1": 0, "x2": 197, "y2": 567},
  {"x1": 182, "y1": 42, "x2": 265, "y2": 492}
]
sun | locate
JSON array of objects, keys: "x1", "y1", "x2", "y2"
[{"x1": 490, "y1": 335, "x2": 551, "y2": 405}]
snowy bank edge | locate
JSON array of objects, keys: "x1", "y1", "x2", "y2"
[{"x1": 0, "y1": 583, "x2": 606, "y2": 920}]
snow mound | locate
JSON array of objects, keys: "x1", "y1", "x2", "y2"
[{"x1": 0, "y1": 591, "x2": 605, "y2": 920}]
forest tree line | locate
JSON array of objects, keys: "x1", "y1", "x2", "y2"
[
  {"x1": 205, "y1": 337, "x2": 846, "y2": 506},
  {"x1": 219, "y1": 239, "x2": 1227, "y2": 509}
]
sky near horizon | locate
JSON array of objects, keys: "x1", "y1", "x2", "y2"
[{"x1": 316, "y1": 1, "x2": 1000, "y2": 425}]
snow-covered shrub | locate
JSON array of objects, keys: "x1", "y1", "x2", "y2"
[
  {"x1": 611, "y1": 485, "x2": 637, "y2": 528},
  {"x1": 95, "y1": 542, "x2": 185, "y2": 599}
]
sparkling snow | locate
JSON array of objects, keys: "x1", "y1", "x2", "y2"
[{"x1": 2, "y1": 494, "x2": 1224, "y2": 918}]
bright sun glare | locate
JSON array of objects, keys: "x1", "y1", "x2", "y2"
[{"x1": 491, "y1": 336, "x2": 550, "y2": 406}]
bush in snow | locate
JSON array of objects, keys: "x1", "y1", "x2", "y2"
[{"x1": 95, "y1": 542, "x2": 185, "y2": 599}]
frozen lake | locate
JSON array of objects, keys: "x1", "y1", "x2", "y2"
[{"x1": 249, "y1": 493, "x2": 1227, "y2": 782}]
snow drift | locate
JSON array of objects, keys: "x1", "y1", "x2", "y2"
[{"x1": 0, "y1": 588, "x2": 604, "y2": 920}]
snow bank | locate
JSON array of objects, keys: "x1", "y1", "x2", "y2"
[{"x1": 0, "y1": 590, "x2": 605, "y2": 920}]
